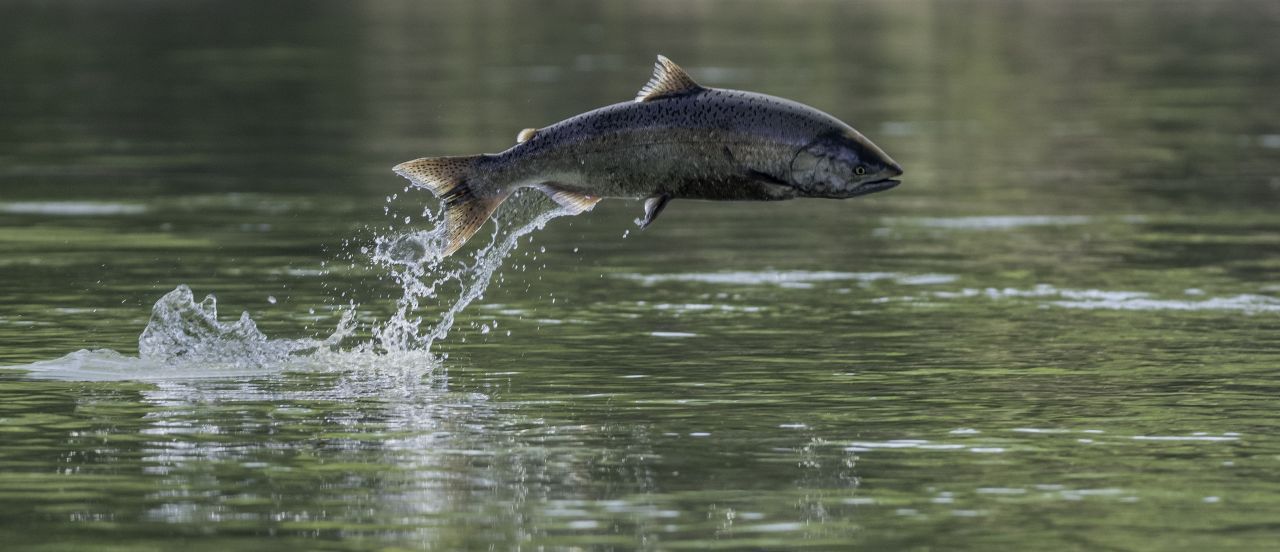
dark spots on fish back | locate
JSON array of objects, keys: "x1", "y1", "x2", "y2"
[{"x1": 506, "y1": 87, "x2": 845, "y2": 173}]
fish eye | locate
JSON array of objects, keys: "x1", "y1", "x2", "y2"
[{"x1": 854, "y1": 165, "x2": 866, "y2": 176}]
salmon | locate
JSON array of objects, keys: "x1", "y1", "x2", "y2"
[{"x1": 394, "y1": 55, "x2": 903, "y2": 256}]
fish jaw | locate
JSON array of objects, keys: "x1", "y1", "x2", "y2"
[
  {"x1": 845, "y1": 177, "x2": 900, "y2": 198},
  {"x1": 846, "y1": 157, "x2": 903, "y2": 198}
]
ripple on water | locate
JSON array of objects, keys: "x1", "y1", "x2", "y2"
[
  {"x1": 1131, "y1": 434, "x2": 1240, "y2": 442},
  {"x1": 0, "y1": 201, "x2": 148, "y2": 215},
  {"x1": 650, "y1": 331, "x2": 697, "y2": 338},
  {"x1": 618, "y1": 271, "x2": 957, "y2": 286},
  {"x1": 886, "y1": 215, "x2": 1096, "y2": 229},
  {"x1": 9, "y1": 348, "x2": 439, "y2": 381},
  {"x1": 1052, "y1": 294, "x2": 1280, "y2": 313},
  {"x1": 843, "y1": 440, "x2": 971, "y2": 452},
  {"x1": 891, "y1": 284, "x2": 1280, "y2": 313},
  {"x1": 647, "y1": 302, "x2": 762, "y2": 313}
]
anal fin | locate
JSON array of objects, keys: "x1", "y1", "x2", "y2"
[
  {"x1": 533, "y1": 183, "x2": 602, "y2": 215},
  {"x1": 636, "y1": 195, "x2": 671, "y2": 228}
]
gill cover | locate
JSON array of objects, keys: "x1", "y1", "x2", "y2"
[
  {"x1": 790, "y1": 130, "x2": 900, "y2": 198},
  {"x1": 790, "y1": 134, "x2": 860, "y2": 197}
]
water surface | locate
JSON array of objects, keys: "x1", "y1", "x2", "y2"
[{"x1": 2, "y1": 0, "x2": 1279, "y2": 549}]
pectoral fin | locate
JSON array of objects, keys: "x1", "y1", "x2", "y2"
[
  {"x1": 532, "y1": 183, "x2": 602, "y2": 215},
  {"x1": 636, "y1": 195, "x2": 671, "y2": 229}
]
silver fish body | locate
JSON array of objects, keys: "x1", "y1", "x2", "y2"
[{"x1": 395, "y1": 56, "x2": 902, "y2": 256}]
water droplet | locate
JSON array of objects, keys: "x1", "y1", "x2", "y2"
[
  {"x1": 623, "y1": 230, "x2": 630, "y2": 238},
  {"x1": 480, "y1": 324, "x2": 491, "y2": 334},
  {"x1": 267, "y1": 296, "x2": 277, "y2": 304}
]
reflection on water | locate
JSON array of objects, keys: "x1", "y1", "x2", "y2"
[{"x1": 2, "y1": 0, "x2": 1280, "y2": 549}]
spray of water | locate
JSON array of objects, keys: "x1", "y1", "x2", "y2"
[
  {"x1": 370, "y1": 191, "x2": 573, "y2": 352},
  {"x1": 138, "y1": 284, "x2": 356, "y2": 365},
  {"x1": 12, "y1": 190, "x2": 574, "y2": 379}
]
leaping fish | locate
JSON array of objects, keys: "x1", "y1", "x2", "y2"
[{"x1": 394, "y1": 55, "x2": 903, "y2": 256}]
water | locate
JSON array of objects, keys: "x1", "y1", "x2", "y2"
[{"x1": 2, "y1": 0, "x2": 1280, "y2": 549}]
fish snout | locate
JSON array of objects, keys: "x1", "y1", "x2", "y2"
[
  {"x1": 849, "y1": 158, "x2": 903, "y2": 198},
  {"x1": 886, "y1": 159, "x2": 904, "y2": 178}
]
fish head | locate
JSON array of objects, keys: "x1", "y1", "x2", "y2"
[{"x1": 789, "y1": 130, "x2": 903, "y2": 198}]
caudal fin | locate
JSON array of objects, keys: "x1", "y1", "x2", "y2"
[{"x1": 393, "y1": 155, "x2": 510, "y2": 257}]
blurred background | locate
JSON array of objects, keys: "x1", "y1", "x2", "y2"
[
  {"x1": 1, "y1": 1, "x2": 1279, "y2": 550},
  {"x1": 3, "y1": 0, "x2": 1276, "y2": 358},
  {"x1": 2, "y1": 0, "x2": 1280, "y2": 353}
]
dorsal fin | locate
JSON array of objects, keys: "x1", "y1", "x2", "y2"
[{"x1": 635, "y1": 55, "x2": 704, "y2": 102}]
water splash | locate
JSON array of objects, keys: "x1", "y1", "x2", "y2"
[
  {"x1": 16, "y1": 286, "x2": 360, "y2": 380},
  {"x1": 10, "y1": 192, "x2": 573, "y2": 380},
  {"x1": 370, "y1": 191, "x2": 574, "y2": 352},
  {"x1": 139, "y1": 285, "x2": 355, "y2": 365}
]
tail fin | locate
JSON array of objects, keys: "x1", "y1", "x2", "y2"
[{"x1": 393, "y1": 155, "x2": 510, "y2": 257}]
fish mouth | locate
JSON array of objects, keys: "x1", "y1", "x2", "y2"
[{"x1": 847, "y1": 178, "x2": 900, "y2": 198}]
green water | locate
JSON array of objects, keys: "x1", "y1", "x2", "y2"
[{"x1": 3, "y1": 0, "x2": 1280, "y2": 549}]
